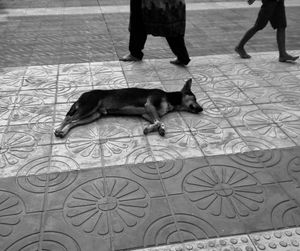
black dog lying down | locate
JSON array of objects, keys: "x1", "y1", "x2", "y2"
[{"x1": 54, "y1": 78, "x2": 203, "y2": 138}]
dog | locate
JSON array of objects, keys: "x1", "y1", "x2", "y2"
[{"x1": 54, "y1": 78, "x2": 203, "y2": 138}]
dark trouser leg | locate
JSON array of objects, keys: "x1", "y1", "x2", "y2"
[
  {"x1": 129, "y1": 31, "x2": 147, "y2": 60},
  {"x1": 277, "y1": 27, "x2": 287, "y2": 57},
  {"x1": 166, "y1": 36, "x2": 190, "y2": 65},
  {"x1": 277, "y1": 27, "x2": 299, "y2": 62}
]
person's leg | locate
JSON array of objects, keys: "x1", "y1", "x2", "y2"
[
  {"x1": 120, "y1": 31, "x2": 147, "y2": 61},
  {"x1": 235, "y1": 27, "x2": 259, "y2": 58},
  {"x1": 235, "y1": 0, "x2": 274, "y2": 59},
  {"x1": 166, "y1": 36, "x2": 190, "y2": 66},
  {"x1": 271, "y1": 1, "x2": 299, "y2": 62},
  {"x1": 120, "y1": 0, "x2": 147, "y2": 61}
]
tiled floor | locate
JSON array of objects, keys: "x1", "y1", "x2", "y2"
[{"x1": 1, "y1": 0, "x2": 300, "y2": 250}]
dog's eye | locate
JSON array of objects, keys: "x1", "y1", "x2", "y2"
[{"x1": 189, "y1": 104, "x2": 194, "y2": 109}]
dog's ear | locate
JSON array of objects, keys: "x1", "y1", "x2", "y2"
[{"x1": 181, "y1": 78, "x2": 192, "y2": 93}]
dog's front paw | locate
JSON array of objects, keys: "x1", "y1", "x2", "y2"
[
  {"x1": 158, "y1": 127, "x2": 165, "y2": 136},
  {"x1": 54, "y1": 129, "x2": 66, "y2": 138}
]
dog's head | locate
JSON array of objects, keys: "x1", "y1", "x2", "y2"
[{"x1": 180, "y1": 78, "x2": 203, "y2": 114}]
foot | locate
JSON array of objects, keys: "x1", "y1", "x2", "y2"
[
  {"x1": 54, "y1": 129, "x2": 66, "y2": 138},
  {"x1": 279, "y1": 54, "x2": 299, "y2": 63},
  {"x1": 119, "y1": 53, "x2": 141, "y2": 62},
  {"x1": 235, "y1": 46, "x2": 251, "y2": 59},
  {"x1": 170, "y1": 58, "x2": 190, "y2": 66}
]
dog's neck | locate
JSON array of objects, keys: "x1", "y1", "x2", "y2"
[{"x1": 166, "y1": 92, "x2": 182, "y2": 111}]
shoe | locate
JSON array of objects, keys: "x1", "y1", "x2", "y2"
[
  {"x1": 279, "y1": 55, "x2": 299, "y2": 63},
  {"x1": 235, "y1": 46, "x2": 251, "y2": 59},
  {"x1": 119, "y1": 54, "x2": 141, "y2": 62},
  {"x1": 170, "y1": 58, "x2": 190, "y2": 66}
]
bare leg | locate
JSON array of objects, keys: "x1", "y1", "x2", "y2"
[
  {"x1": 54, "y1": 112, "x2": 101, "y2": 138},
  {"x1": 235, "y1": 26, "x2": 259, "y2": 59},
  {"x1": 277, "y1": 28, "x2": 299, "y2": 62}
]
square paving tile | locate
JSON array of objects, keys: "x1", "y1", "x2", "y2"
[
  {"x1": 239, "y1": 184, "x2": 300, "y2": 233},
  {"x1": 0, "y1": 144, "x2": 52, "y2": 178},
  {"x1": 17, "y1": 89, "x2": 55, "y2": 105},
  {"x1": 123, "y1": 68, "x2": 160, "y2": 83},
  {"x1": 168, "y1": 194, "x2": 246, "y2": 240},
  {"x1": 147, "y1": 132, "x2": 203, "y2": 160},
  {"x1": 160, "y1": 157, "x2": 209, "y2": 195},
  {"x1": 258, "y1": 103, "x2": 300, "y2": 122},
  {"x1": 91, "y1": 71, "x2": 127, "y2": 89},
  {"x1": 279, "y1": 120, "x2": 300, "y2": 146},
  {"x1": 112, "y1": 198, "x2": 174, "y2": 250},
  {"x1": 45, "y1": 168, "x2": 101, "y2": 211},
  {"x1": 0, "y1": 212, "x2": 42, "y2": 250},
  {"x1": 196, "y1": 127, "x2": 248, "y2": 156},
  {"x1": 236, "y1": 125, "x2": 296, "y2": 150},
  {"x1": 104, "y1": 162, "x2": 165, "y2": 198},
  {"x1": 42, "y1": 210, "x2": 112, "y2": 251},
  {"x1": 55, "y1": 86, "x2": 94, "y2": 104},
  {"x1": 242, "y1": 87, "x2": 283, "y2": 104},
  {"x1": 206, "y1": 153, "x2": 277, "y2": 185},
  {"x1": 6, "y1": 124, "x2": 53, "y2": 146},
  {"x1": 222, "y1": 104, "x2": 271, "y2": 127}
]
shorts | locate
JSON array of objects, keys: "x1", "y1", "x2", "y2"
[{"x1": 254, "y1": 0, "x2": 287, "y2": 30}]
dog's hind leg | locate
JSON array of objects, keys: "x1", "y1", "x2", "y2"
[{"x1": 55, "y1": 112, "x2": 101, "y2": 138}]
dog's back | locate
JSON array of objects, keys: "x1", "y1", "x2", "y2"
[{"x1": 78, "y1": 88, "x2": 167, "y2": 115}]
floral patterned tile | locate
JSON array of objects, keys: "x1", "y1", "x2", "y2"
[
  {"x1": 263, "y1": 72, "x2": 300, "y2": 89},
  {"x1": 156, "y1": 67, "x2": 192, "y2": 81},
  {"x1": 223, "y1": 105, "x2": 272, "y2": 127},
  {"x1": 167, "y1": 194, "x2": 246, "y2": 238},
  {"x1": 92, "y1": 71, "x2": 128, "y2": 89},
  {"x1": 103, "y1": 135, "x2": 151, "y2": 167},
  {"x1": 57, "y1": 73, "x2": 93, "y2": 89},
  {"x1": 17, "y1": 89, "x2": 55, "y2": 105},
  {"x1": 147, "y1": 132, "x2": 203, "y2": 161},
  {"x1": 207, "y1": 90, "x2": 253, "y2": 107},
  {"x1": 22, "y1": 75, "x2": 57, "y2": 91},
  {"x1": 180, "y1": 111, "x2": 230, "y2": 130},
  {"x1": 0, "y1": 105, "x2": 13, "y2": 126},
  {"x1": 25, "y1": 64, "x2": 58, "y2": 78},
  {"x1": 90, "y1": 61, "x2": 122, "y2": 74},
  {"x1": 239, "y1": 63, "x2": 276, "y2": 81},
  {"x1": 9, "y1": 104, "x2": 54, "y2": 127},
  {"x1": 193, "y1": 76, "x2": 232, "y2": 92},
  {"x1": 242, "y1": 87, "x2": 285, "y2": 105},
  {"x1": 236, "y1": 125, "x2": 296, "y2": 151},
  {"x1": 0, "y1": 67, "x2": 26, "y2": 91},
  {"x1": 278, "y1": 120, "x2": 300, "y2": 146},
  {"x1": 51, "y1": 143, "x2": 104, "y2": 170},
  {"x1": 120, "y1": 60, "x2": 154, "y2": 71},
  {"x1": 0, "y1": 144, "x2": 52, "y2": 178},
  {"x1": 123, "y1": 68, "x2": 160, "y2": 83},
  {"x1": 197, "y1": 127, "x2": 250, "y2": 156},
  {"x1": 228, "y1": 75, "x2": 271, "y2": 89},
  {"x1": 218, "y1": 63, "x2": 252, "y2": 76},
  {"x1": 56, "y1": 86, "x2": 92, "y2": 104},
  {"x1": 127, "y1": 81, "x2": 164, "y2": 89},
  {"x1": 58, "y1": 62, "x2": 90, "y2": 76},
  {"x1": 258, "y1": 103, "x2": 300, "y2": 121}
]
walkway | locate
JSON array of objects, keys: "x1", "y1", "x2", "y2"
[{"x1": 0, "y1": 0, "x2": 300, "y2": 250}]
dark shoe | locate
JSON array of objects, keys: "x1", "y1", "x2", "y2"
[
  {"x1": 279, "y1": 54, "x2": 299, "y2": 63},
  {"x1": 235, "y1": 46, "x2": 251, "y2": 59},
  {"x1": 119, "y1": 54, "x2": 141, "y2": 62},
  {"x1": 170, "y1": 58, "x2": 190, "y2": 66}
]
